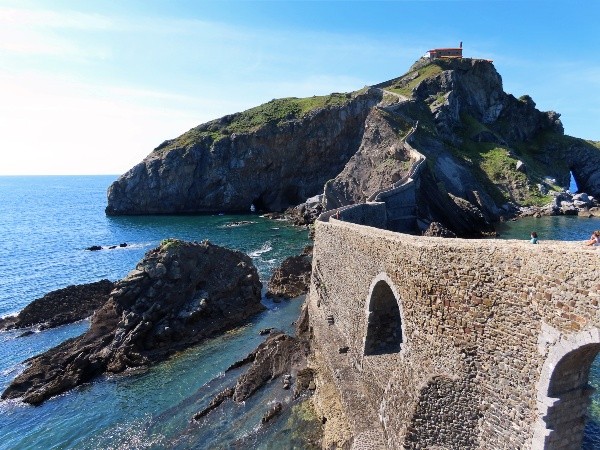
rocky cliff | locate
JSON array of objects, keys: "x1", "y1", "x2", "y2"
[
  {"x1": 106, "y1": 58, "x2": 600, "y2": 236},
  {"x1": 106, "y1": 91, "x2": 381, "y2": 215},
  {"x1": 2, "y1": 239, "x2": 263, "y2": 405}
]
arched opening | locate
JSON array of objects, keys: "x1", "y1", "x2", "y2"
[
  {"x1": 364, "y1": 280, "x2": 402, "y2": 356},
  {"x1": 583, "y1": 353, "x2": 600, "y2": 450},
  {"x1": 543, "y1": 343, "x2": 600, "y2": 449}
]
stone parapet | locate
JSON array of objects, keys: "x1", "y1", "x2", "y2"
[{"x1": 309, "y1": 218, "x2": 600, "y2": 449}]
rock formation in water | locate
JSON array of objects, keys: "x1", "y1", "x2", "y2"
[
  {"x1": 106, "y1": 57, "x2": 600, "y2": 236},
  {"x1": 0, "y1": 280, "x2": 114, "y2": 331},
  {"x1": 192, "y1": 305, "x2": 315, "y2": 441},
  {"x1": 1, "y1": 239, "x2": 263, "y2": 405},
  {"x1": 266, "y1": 246, "x2": 313, "y2": 300}
]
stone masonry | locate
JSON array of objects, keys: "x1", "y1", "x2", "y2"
[{"x1": 309, "y1": 218, "x2": 600, "y2": 449}]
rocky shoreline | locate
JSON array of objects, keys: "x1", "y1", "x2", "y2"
[
  {"x1": 1, "y1": 239, "x2": 263, "y2": 405},
  {"x1": 266, "y1": 246, "x2": 313, "y2": 300},
  {"x1": 516, "y1": 191, "x2": 600, "y2": 219},
  {"x1": 0, "y1": 280, "x2": 114, "y2": 332},
  {"x1": 191, "y1": 302, "x2": 320, "y2": 446}
]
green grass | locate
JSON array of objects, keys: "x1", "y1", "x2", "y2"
[
  {"x1": 160, "y1": 238, "x2": 184, "y2": 250},
  {"x1": 382, "y1": 62, "x2": 444, "y2": 97},
  {"x1": 513, "y1": 131, "x2": 571, "y2": 182},
  {"x1": 450, "y1": 114, "x2": 554, "y2": 205},
  {"x1": 225, "y1": 93, "x2": 352, "y2": 134},
  {"x1": 156, "y1": 92, "x2": 354, "y2": 153}
]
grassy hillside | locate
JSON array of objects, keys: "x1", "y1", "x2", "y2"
[
  {"x1": 156, "y1": 92, "x2": 355, "y2": 153},
  {"x1": 448, "y1": 113, "x2": 566, "y2": 205}
]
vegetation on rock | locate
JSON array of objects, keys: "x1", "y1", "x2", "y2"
[
  {"x1": 107, "y1": 56, "x2": 600, "y2": 236},
  {"x1": 157, "y1": 92, "x2": 355, "y2": 153}
]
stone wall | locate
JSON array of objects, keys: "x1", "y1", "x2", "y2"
[
  {"x1": 320, "y1": 202, "x2": 387, "y2": 229},
  {"x1": 309, "y1": 219, "x2": 600, "y2": 449}
]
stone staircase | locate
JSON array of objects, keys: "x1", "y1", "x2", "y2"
[
  {"x1": 367, "y1": 121, "x2": 425, "y2": 233},
  {"x1": 320, "y1": 119, "x2": 426, "y2": 235}
]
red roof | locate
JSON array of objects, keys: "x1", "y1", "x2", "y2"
[{"x1": 427, "y1": 48, "x2": 462, "y2": 52}]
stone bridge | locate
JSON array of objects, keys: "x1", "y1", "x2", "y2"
[{"x1": 309, "y1": 217, "x2": 600, "y2": 449}]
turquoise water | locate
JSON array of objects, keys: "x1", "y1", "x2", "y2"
[
  {"x1": 2, "y1": 177, "x2": 599, "y2": 449},
  {"x1": 0, "y1": 176, "x2": 310, "y2": 449},
  {"x1": 497, "y1": 215, "x2": 600, "y2": 449}
]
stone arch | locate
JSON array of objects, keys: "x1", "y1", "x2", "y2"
[
  {"x1": 532, "y1": 328, "x2": 600, "y2": 449},
  {"x1": 364, "y1": 273, "x2": 404, "y2": 356}
]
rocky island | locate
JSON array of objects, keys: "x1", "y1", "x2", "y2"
[
  {"x1": 106, "y1": 57, "x2": 600, "y2": 237},
  {"x1": 100, "y1": 55, "x2": 600, "y2": 448},
  {"x1": 1, "y1": 239, "x2": 263, "y2": 405}
]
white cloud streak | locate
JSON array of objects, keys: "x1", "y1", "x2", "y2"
[{"x1": 1, "y1": 4, "x2": 597, "y2": 174}]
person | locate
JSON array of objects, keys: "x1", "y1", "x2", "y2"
[
  {"x1": 530, "y1": 232, "x2": 538, "y2": 244},
  {"x1": 586, "y1": 230, "x2": 600, "y2": 246}
]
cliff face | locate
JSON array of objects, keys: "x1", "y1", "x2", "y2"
[
  {"x1": 106, "y1": 57, "x2": 600, "y2": 235},
  {"x1": 106, "y1": 90, "x2": 381, "y2": 215}
]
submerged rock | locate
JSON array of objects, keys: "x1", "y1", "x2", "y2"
[
  {"x1": 0, "y1": 279, "x2": 114, "y2": 331},
  {"x1": 193, "y1": 329, "x2": 312, "y2": 420},
  {"x1": 261, "y1": 402, "x2": 283, "y2": 424},
  {"x1": 193, "y1": 387, "x2": 235, "y2": 420},
  {"x1": 1, "y1": 239, "x2": 263, "y2": 405}
]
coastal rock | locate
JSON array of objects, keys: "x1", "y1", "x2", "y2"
[
  {"x1": 192, "y1": 387, "x2": 235, "y2": 420},
  {"x1": 1, "y1": 239, "x2": 263, "y2": 405},
  {"x1": 106, "y1": 90, "x2": 382, "y2": 215},
  {"x1": 106, "y1": 57, "x2": 600, "y2": 237},
  {"x1": 191, "y1": 305, "x2": 315, "y2": 440},
  {"x1": 261, "y1": 402, "x2": 283, "y2": 424},
  {"x1": 284, "y1": 197, "x2": 324, "y2": 226},
  {"x1": 423, "y1": 222, "x2": 457, "y2": 238},
  {"x1": 232, "y1": 332, "x2": 309, "y2": 402},
  {"x1": 323, "y1": 106, "x2": 416, "y2": 210},
  {"x1": 517, "y1": 191, "x2": 600, "y2": 219},
  {"x1": 0, "y1": 280, "x2": 114, "y2": 331},
  {"x1": 193, "y1": 329, "x2": 312, "y2": 422},
  {"x1": 266, "y1": 246, "x2": 313, "y2": 299}
]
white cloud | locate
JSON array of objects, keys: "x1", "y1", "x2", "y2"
[
  {"x1": 1, "y1": 7, "x2": 113, "y2": 30},
  {"x1": 0, "y1": 7, "x2": 112, "y2": 59},
  {"x1": 0, "y1": 71, "x2": 241, "y2": 175}
]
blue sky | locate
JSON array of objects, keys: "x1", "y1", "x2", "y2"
[{"x1": 0, "y1": 0, "x2": 598, "y2": 175}]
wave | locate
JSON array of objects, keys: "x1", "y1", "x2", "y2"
[{"x1": 249, "y1": 242, "x2": 272, "y2": 258}]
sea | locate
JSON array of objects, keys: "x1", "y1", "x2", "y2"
[{"x1": 0, "y1": 175, "x2": 599, "y2": 449}]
